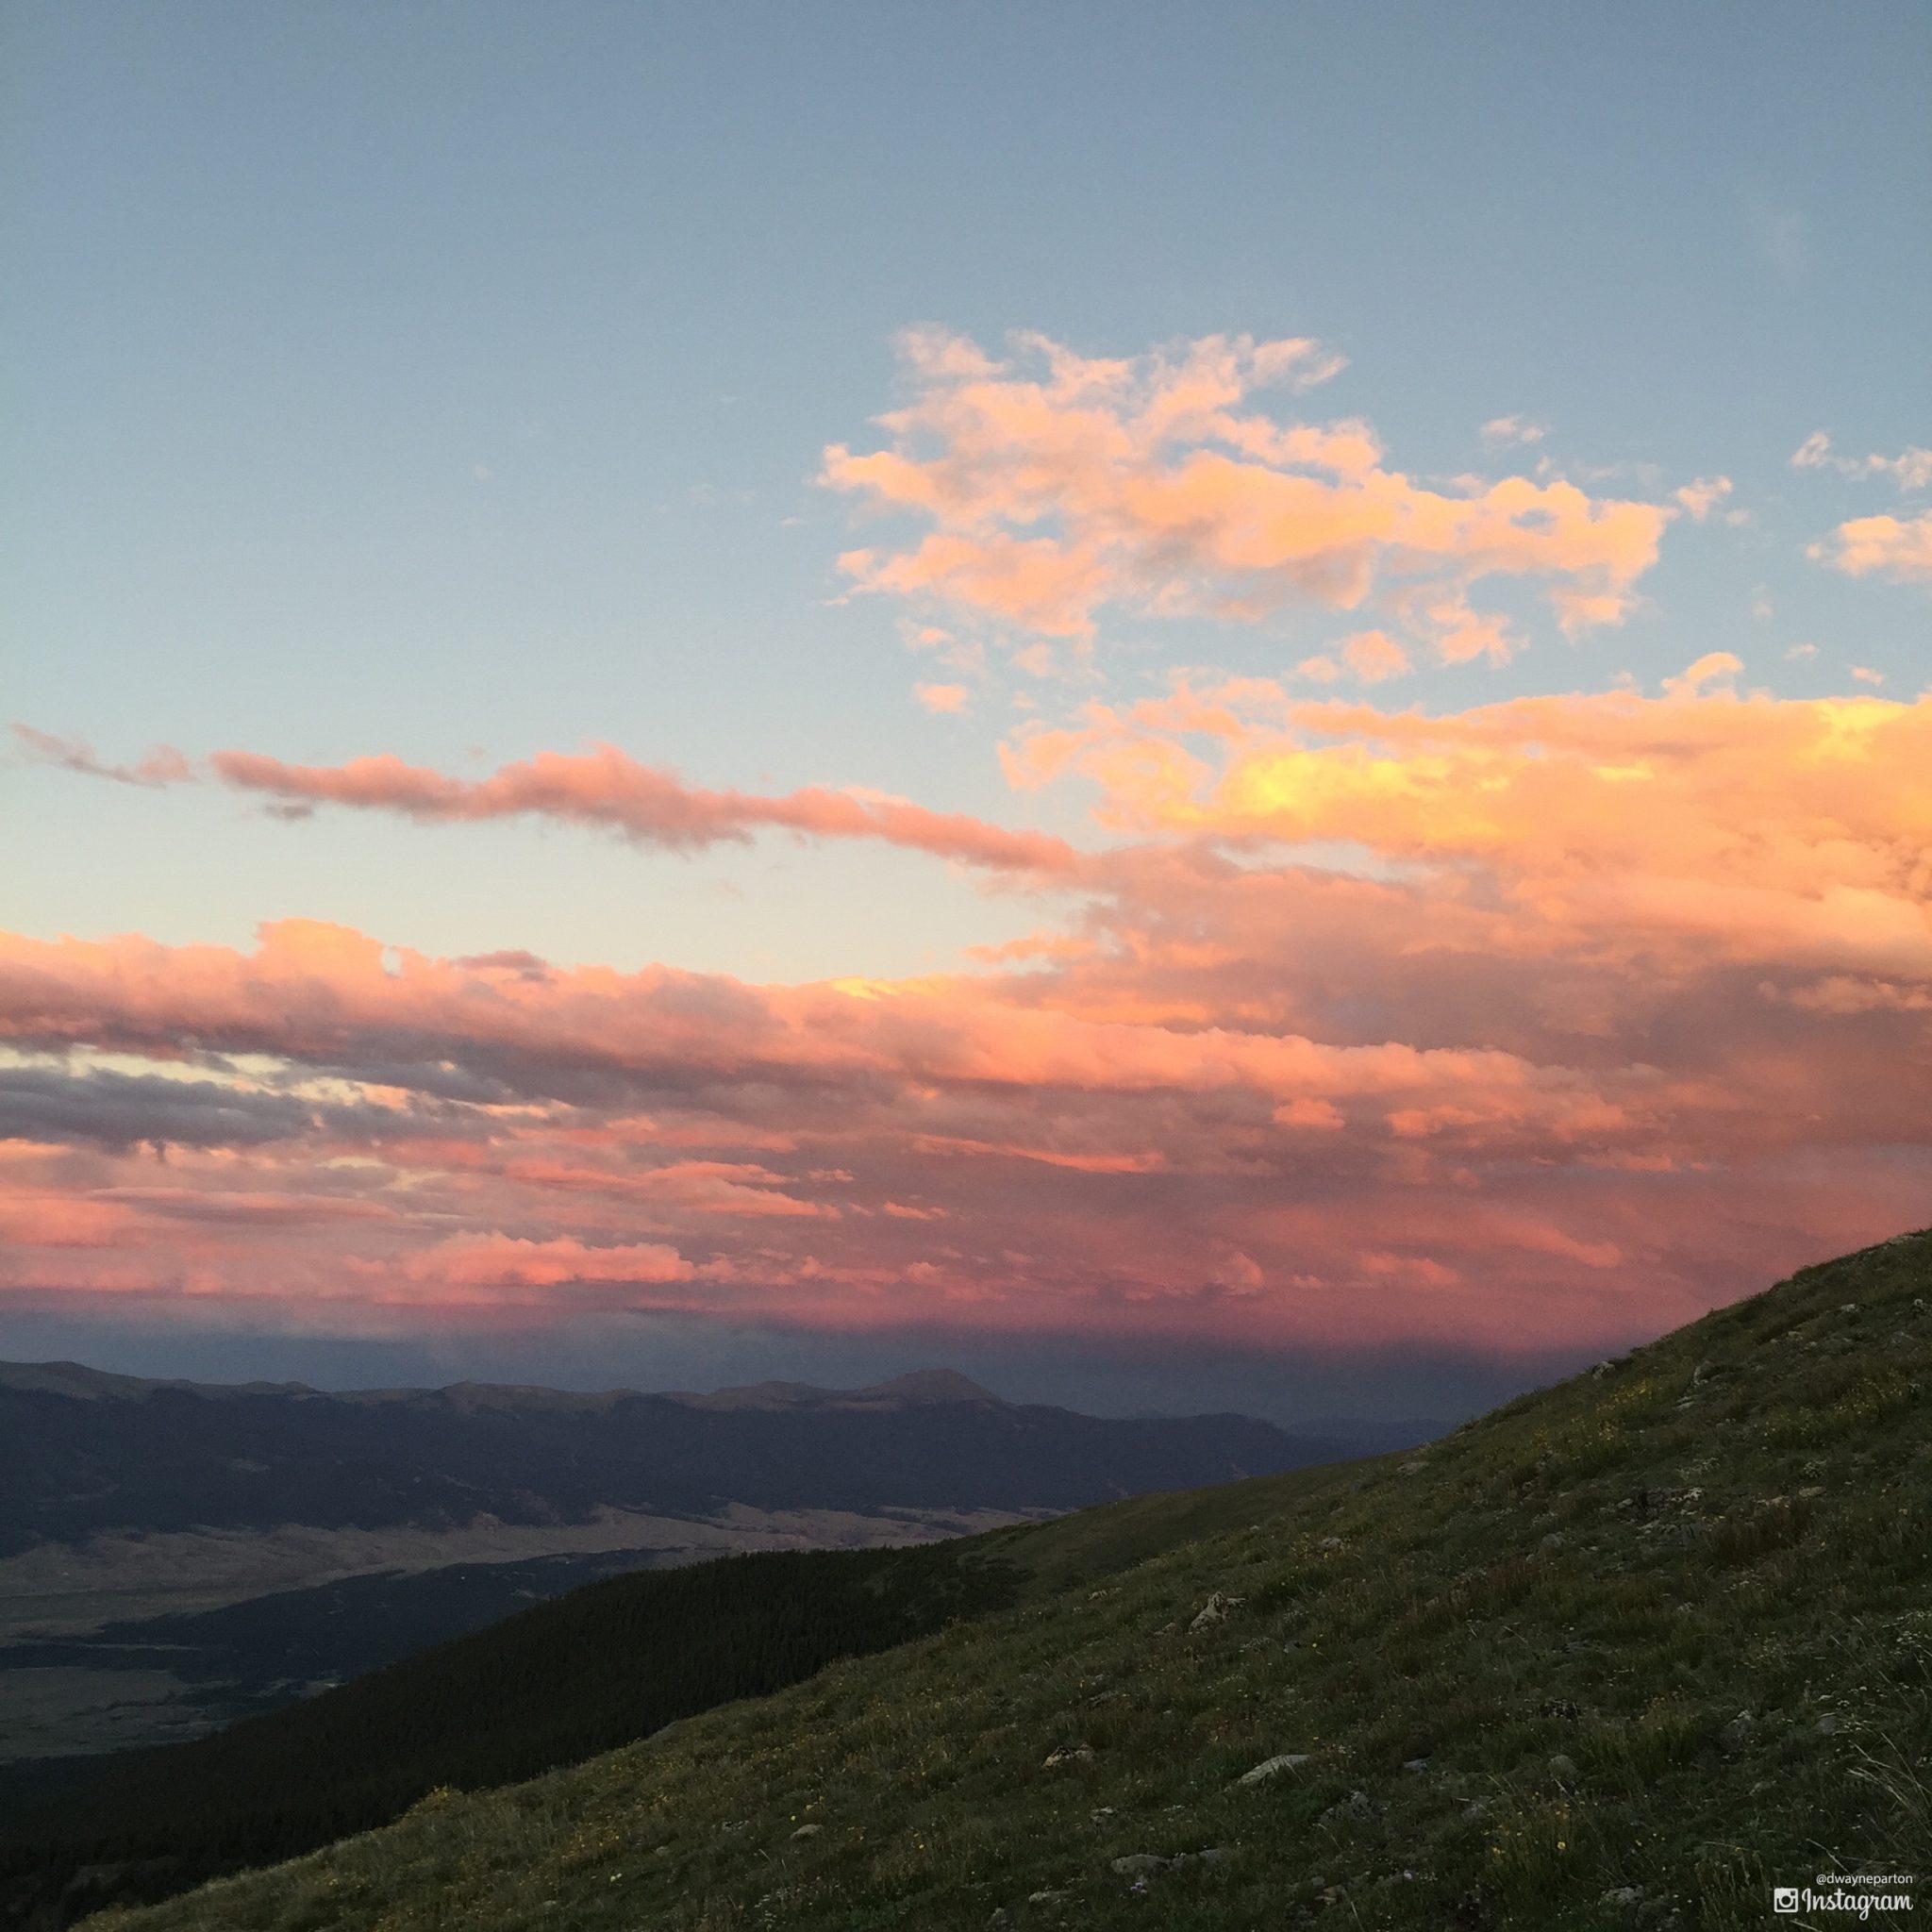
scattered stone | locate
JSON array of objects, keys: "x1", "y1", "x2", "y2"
[
  {"x1": 1319, "y1": 1789, "x2": 1384, "y2": 1825},
  {"x1": 1189, "y1": 1592, "x2": 1247, "y2": 1631},
  {"x1": 789, "y1": 1823, "x2": 822, "y2": 1840},
  {"x1": 1237, "y1": 1752, "x2": 1312, "y2": 1785},
  {"x1": 1042, "y1": 1744, "x2": 1095, "y2": 1769},
  {"x1": 1398, "y1": 1459, "x2": 1428, "y2": 1476},
  {"x1": 1026, "y1": 1888, "x2": 1072, "y2": 1906},
  {"x1": 988, "y1": 1911, "x2": 1011, "y2": 1928},
  {"x1": 1603, "y1": 1887, "x2": 1644, "y2": 1908},
  {"x1": 1539, "y1": 1532, "x2": 1567, "y2": 1554},
  {"x1": 1461, "y1": 1798, "x2": 1490, "y2": 1821},
  {"x1": 1090, "y1": 1807, "x2": 1116, "y2": 1822},
  {"x1": 1402, "y1": 1757, "x2": 1430, "y2": 1774},
  {"x1": 1110, "y1": 1855, "x2": 1171, "y2": 1876},
  {"x1": 1318, "y1": 1535, "x2": 1345, "y2": 1552},
  {"x1": 1547, "y1": 1754, "x2": 1578, "y2": 1781},
  {"x1": 1814, "y1": 1711, "x2": 1840, "y2": 1737},
  {"x1": 1717, "y1": 1713, "x2": 1755, "y2": 1755}
]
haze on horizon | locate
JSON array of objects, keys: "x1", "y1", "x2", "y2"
[{"x1": 3, "y1": 2, "x2": 1928, "y2": 1425}]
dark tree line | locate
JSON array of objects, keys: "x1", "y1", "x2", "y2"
[{"x1": 0, "y1": 1540, "x2": 1023, "y2": 1928}]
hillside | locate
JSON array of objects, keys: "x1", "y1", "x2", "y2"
[
  {"x1": 0, "y1": 1363, "x2": 1351, "y2": 1767},
  {"x1": 79, "y1": 1232, "x2": 1932, "y2": 1930}
]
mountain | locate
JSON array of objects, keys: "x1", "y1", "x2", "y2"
[
  {"x1": 0, "y1": 1361, "x2": 1346, "y2": 1766},
  {"x1": 0, "y1": 1361, "x2": 1329, "y2": 1565},
  {"x1": 37, "y1": 1227, "x2": 1929, "y2": 1932}
]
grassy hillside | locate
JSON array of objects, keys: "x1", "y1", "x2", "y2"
[
  {"x1": 3, "y1": 1462, "x2": 1356, "y2": 1927},
  {"x1": 88, "y1": 1233, "x2": 1932, "y2": 1930}
]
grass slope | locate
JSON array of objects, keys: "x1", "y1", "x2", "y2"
[{"x1": 90, "y1": 1235, "x2": 1932, "y2": 1931}]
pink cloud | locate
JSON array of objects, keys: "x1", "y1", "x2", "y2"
[
  {"x1": 398, "y1": 1234, "x2": 694, "y2": 1288},
  {"x1": 820, "y1": 329, "x2": 1672, "y2": 663},
  {"x1": 17, "y1": 733, "x2": 1080, "y2": 879},
  {"x1": 7, "y1": 678, "x2": 1929, "y2": 1356}
]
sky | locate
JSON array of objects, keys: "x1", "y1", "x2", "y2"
[{"x1": 3, "y1": 3, "x2": 1928, "y2": 1423}]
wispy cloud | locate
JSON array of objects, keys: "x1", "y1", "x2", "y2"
[
  {"x1": 1791, "y1": 431, "x2": 1932, "y2": 492},
  {"x1": 1479, "y1": 415, "x2": 1545, "y2": 450}
]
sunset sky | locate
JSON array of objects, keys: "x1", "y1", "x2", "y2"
[{"x1": 4, "y1": 4, "x2": 1928, "y2": 1421}]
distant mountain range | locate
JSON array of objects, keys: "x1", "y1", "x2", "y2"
[
  {"x1": 0, "y1": 1358, "x2": 1408, "y2": 1766},
  {"x1": 0, "y1": 1358, "x2": 1369, "y2": 1559}
]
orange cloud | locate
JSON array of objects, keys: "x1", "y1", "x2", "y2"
[
  {"x1": 820, "y1": 329, "x2": 1672, "y2": 663},
  {"x1": 1812, "y1": 512, "x2": 1932, "y2": 585},
  {"x1": 914, "y1": 682, "x2": 972, "y2": 714}
]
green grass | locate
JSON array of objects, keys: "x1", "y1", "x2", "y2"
[{"x1": 87, "y1": 1232, "x2": 1932, "y2": 1931}]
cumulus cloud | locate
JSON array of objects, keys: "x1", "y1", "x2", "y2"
[
  {"x1": 819, "y1": 329, "x2": 1672, "y2": 664},
  {"x1": 1810, "y1": 512, "x2": 1932, "y2": 586}
]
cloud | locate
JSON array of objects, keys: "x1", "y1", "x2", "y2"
[
  {"x1": 1673, "y1": 476, "x2": 1734, "y2": 522},
  {"x1": 820, "y1": 329, "x2": 1673, "y2": 664},
  {"x1": 10, "y1": 726, "x2": 191, "y2": 788},
  {"x1": 1810, "y1": 512, "x2": 1932, "y2": 587},
  {"x1": 1479, "y1": 416, "x2": 1545, "y2": 449},
  {"x1": 7, "y1": 669, "x2": 1930, "y2": 1356},
  {"x1": 18, "y1": 734, "x2": 1081, "y2": 879},
  {"x1": 1791, "y1": 432, "x2": 1932, "y2": 493},
  {"x1": 399, "y1": 1235, "x2": 695, "y2": 1289},
  {"x1": 1340, "y1": 631, "x2": 1411, "y2": 684},
  {"x1": 1659, "y1": 651, "x2": 1742, "y2": 698},
  {"x1": 915, "y1": 683, "x2": 971, "y2": 714}
]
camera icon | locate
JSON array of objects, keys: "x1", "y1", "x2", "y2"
[{"x1": 1773, "y1": 1888, "x2": 1801, "y2": 1913}]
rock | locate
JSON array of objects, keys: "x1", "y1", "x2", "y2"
[
  {"x1": 790, "y1": 1823, "x2": 823, "y2": 1840},
  {"x1": 1547, "y1": 1754, "x2": 1578, "y2": 1781},
  {"x1": 988, "y1": 1912, "x2": 1011, "y2": 1928},
  {"x1": 1402, "y1": 1757, "x2": 1429, "y2": 1774},
  {"x1": 1110, "y1": 1854, "x2": 1171, "y2": 1876},
  {"x1": 1398, "y1": 1459, "x2": 1428, "y2": 1476},
  {"x1": 1539, "y1": 1532, "x2": 1567, "y2": 1554},
  {"x1": 1603, "y1": 1887, "x2": 1643, "y2": 1908},
  {"x1": 1717, "y1": 1714, "x2": 1754, "y2": 1755},
  {"x1": 1237, "y1": 1752, "x2": 1312, "y2": 1785},
  {"x1": 1189, "y1": 1591, "x2": 1247, "y2": 1631},
  {"x1": 1026, "y1": 1889, "x2": 1072, "y2": 1906},
  {"x1": 1814, "y1": 1711, "x2": 1840, "y2": 1736},
  {"x1": 1318, "y1": 1535, "x2": 1345, "y2": 1552},
  {"x1": 1042, "y1": 1744, "x2": 1095, "y2": 1768}
]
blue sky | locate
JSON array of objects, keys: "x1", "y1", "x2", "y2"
[
  {"x1": 8, "y1": 1, "x2": 1925, "y2": 974},
  {"x1": 2, "y1": 3, "x2": 1927, "y2": 1415}
]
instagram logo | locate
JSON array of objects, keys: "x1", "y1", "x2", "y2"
[{"x1": 1773, "y1": 1889, "x2": 1801, "y2": 1913}]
